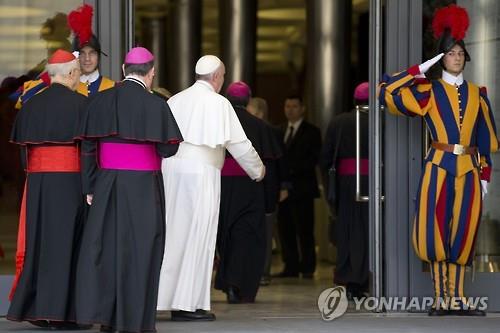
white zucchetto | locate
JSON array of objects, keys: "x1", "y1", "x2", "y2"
[{"x1": 195, "y1": 55, "x2": 222, "y2": 75}]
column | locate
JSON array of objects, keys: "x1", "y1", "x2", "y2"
[
  {"x1": 166, "y1": 0, "x2": 202, "y2": 93},
  {"x1": 306, "y1": 0, "x2": 351, "y2": 130},
  {"x1": 219, "y1": 0, "x2": 257, "y2": 89}
]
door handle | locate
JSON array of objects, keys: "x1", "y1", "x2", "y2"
[
  {"x1": 356, "y1": 105, "x2": 385, "y2": 202},
  {"x1": 356, "y1": 105, "x2": 370, "y2": 202}
]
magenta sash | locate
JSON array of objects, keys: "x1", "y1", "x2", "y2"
[
  {"x1": 221, "y1": 157, "x2": 247, "y2": 176},
  {"x1": 99, "y1": 142, "x2": 161, "y2": 171},
  {"x1": 337, "y1": 158, "x2": 369, "y2": 176}
]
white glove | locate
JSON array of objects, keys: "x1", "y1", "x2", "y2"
[
  {"x1": 481, "y1": 180, "x2": 488, "y2": 199},
  {"x1": 418, "y1": 53, "x2": 444, "y2": 75},
  {"x1": 86, "y1": 194, "x2": 93, "y2": 205}
]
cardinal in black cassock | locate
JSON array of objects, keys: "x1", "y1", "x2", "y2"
[
  {"x1": 75, "y1": 47, "x2": 182, "y2": 333},
  {"x1": 7, "y1": 50, "x2": 87, "y2": 330}
]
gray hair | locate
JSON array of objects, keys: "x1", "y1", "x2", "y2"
[
  {"x1": 195, "y1": 64, "x2": 221, "y2": 82},
  {"x1": 45, "y1": 59, "x2": 79, "y2": 77},
  {"x1": 196, "y1": 72, "x2": 215, "y2": 81}
]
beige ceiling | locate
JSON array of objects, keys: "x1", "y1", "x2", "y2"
[{"x1": 136, "y1": 0, "x2": 369, "y2": 73}]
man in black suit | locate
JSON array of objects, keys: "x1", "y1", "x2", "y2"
[{"x1": 275, "y1": 95, "x2": 322, "y2": 278}]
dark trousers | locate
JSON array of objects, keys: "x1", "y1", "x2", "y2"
[{"x1": 277, "y1": 198, "x2": 316, "y2": 274}]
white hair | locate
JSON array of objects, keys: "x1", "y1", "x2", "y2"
[
  {"x1": 196, "y1": 71, "x2": 215, "y2": 81},
  {"x1": 46, "y1": 59, "x2": 79, "y2": 77}
]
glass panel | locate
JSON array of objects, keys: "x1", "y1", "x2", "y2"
[
  {"x1": 458, "y1": 0, "x2": 500, "y2": 273},
  {"x1": 0, "y1": 0, "x2": 82, "y2": 275}
]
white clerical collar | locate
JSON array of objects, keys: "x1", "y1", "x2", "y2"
[
  {"x1": 80, "y1": 69, "x2": 100, "y2": 84},
  {"x1": 196, "y1": 79, "x2": 215, "y2": 92},
  {"x1": 442, "y1": 71, "x2": 464, "y2": 86},
  {"x1": 124, "y1": 75, "x2": 148, "y2": 90},
  {"x1": 288, "y1": 118, "x2": 304, "y2": 130}
]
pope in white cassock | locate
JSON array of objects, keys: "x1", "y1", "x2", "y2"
[{"x1": 157, "y1": 55, "x2": 265, "y2": 321}]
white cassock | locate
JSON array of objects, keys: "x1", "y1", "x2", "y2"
[{"x1": 157, "y1": 80, "x2": 264, "y2": 311}]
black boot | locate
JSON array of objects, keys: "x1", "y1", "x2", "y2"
[{"x1": 428, "y1": 307, "x2": 449, "y2": 316}]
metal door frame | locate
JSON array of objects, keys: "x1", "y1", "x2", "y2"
[
  {"x1": 373, "y1": 0, "x2": 431, "y2": 302},
  {"x1": 382, "y1": 0, "x2": 431, "y2": 302}
]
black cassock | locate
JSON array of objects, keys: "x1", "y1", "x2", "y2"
[
  {"x1": 320, "y1": 109, "x2": 369, "y2": 292},
  {"x1": 75, "y1": 79, "x2": 182, "y2": 332},
  {"x1": 7, "y1": 83, "x2": 87, "y2": 323},
  {"x1": 215, "y1": 104, "x2": 281, "y2": 301}
]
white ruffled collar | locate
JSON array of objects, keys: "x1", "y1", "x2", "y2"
[
  {"x1": 80, "y1": 69, "x2": 100, "y2": 84},
  {"x1": 442, "y1": 70, "x2": 464, "y2": 86}
]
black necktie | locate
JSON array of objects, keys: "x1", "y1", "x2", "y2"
[{"x1": 285, "y1": 126, "x2": 294, "y2": 147}]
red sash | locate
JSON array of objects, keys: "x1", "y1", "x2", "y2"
[{"x1": 10, "y1": 145, "x2": 80, "y2": 300}]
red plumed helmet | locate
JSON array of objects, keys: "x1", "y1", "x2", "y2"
[
  {"x1": 432, "y1": 4, "x2": 471, "y2": 62},
  {"x1": 432, "y1": 4, "x2": 469, "y2": 41},
  {"x1": 67, "y1": 4, "x2": 94, "y2": 48}
]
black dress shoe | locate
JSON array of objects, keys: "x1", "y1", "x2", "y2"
[
  {"x1": 49, "y1": 321, "x2": 93, "y2": 330},
  {"x1": 100, "y1": 325, "x2": 115, "y2": 332},
  {"x1": 302, "y1": 272, "x2": 314, "y2": 279},
  {"x1": 226, "y1": 285, "x2": 242, "y2": 304},
  {"x1": 272, "y1": 271, "x2": 299, "y2": 278},
  {"x1": 171, "y1": 309, "x2": 216, "y2": 321},
  {"x1": 28, "y1": 320, "x2": 50, "y2": 328},
  {"x1": 451, "y1": 308, "x2": 486, "y2": 316},
  {"x1": 428, "y1": 308, "x2": 449, "y2": 316}
]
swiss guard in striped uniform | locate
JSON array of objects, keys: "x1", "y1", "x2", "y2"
[
  {"x1": 11, "y1": 4, "x2": 114, "y2": 109},
  {"x1": 7, "y1": 50, "x2": 88, "y2": 330},
  {"x1": 11, "y1": 72, "x2": 51, "y2": 110},
  {"x1": 380, "y1": 5, "x2": 498, "y2": 316},
  {"x1": 68, "y1": 4, "x2": 115, "y2": 96}
]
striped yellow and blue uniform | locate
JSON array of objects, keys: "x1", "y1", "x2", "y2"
[
  {"x1": 380, "y1": 65, "x2": 498, "y2": 302},
  {"x1": 15, "y1": 75, "x2": 115, "y2": 109},
  {"x1": 76, "y1": 75, "x2": 115, "y2": 97},
  {"x1": 13, "y1": 77, "x2": 49, "y2": 109}
]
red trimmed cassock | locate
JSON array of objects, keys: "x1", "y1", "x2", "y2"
[{"x1": 7, "y1": 51, "x2": 87, "y2": 327}]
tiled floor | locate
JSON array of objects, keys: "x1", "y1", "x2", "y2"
[
  {"x1": 1, "y1": 261, "x2": 500, "y2": 332},
  {"x1": 1, "y1": 182, "x2": 499, "y2": 332}
]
